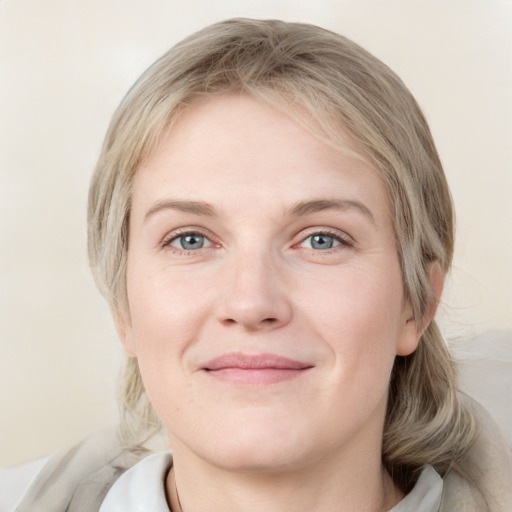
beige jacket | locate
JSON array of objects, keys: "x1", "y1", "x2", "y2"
[{"x1": 440, "y1": 401, "x2": 512, "y2": 511}]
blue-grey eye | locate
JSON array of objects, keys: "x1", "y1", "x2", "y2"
[
  {"x1": 170, "y1": 233, "x2": 211, "y2": 250},
  {"x1": 301, "y1": 234, "x2": 341, "y2": 250}
]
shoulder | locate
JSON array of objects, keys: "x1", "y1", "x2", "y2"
[
  {"x1": 0, "y1": 456, "x2": 50, "y2": 511},
  {"x1": 442, "y1": 396, "x2": 512, "y2": 512},
  {"x1": 7, "y1": 429, "x2": 150, "y2": 512}
]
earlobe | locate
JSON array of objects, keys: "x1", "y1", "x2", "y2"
[
  {"x1": 111, "y1": 306, "x2": 137, "y2": 358},
  {"x1": 396, "y1": 262, "x2": 446, "y2": 357},
  {"x1": 396, "y1": 314, "x2": 422, "y2": 357}
]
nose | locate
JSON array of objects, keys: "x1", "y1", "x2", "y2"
[{"x1": 215, "y1": 249, "x2": 293, "y2": 332}]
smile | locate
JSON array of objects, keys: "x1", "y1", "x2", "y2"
[{"x1": 201, "y1": 353, "x2": 314, "y2": 385}]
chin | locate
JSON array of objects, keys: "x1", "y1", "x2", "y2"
[
  {"x1": 175, "y1": 412, "x2": 314, "y2": 474},
  {"x1": 206, "y1": 439, "x2": 311, "y2": 474}
]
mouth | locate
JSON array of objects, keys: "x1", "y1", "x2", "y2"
[{"x1": 201, "y1": 353, "x2": 314, "y2": 385}]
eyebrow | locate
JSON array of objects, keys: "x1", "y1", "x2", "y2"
[
  {"x1": 145, "y1": 200, "x2": 217, "y2": 220},
  {"x1": 144, "y1": 198, "x2": 375, "y2": 224},
  {"x1": 290, "y1": 199, "x2": 375, "y2": 224}
]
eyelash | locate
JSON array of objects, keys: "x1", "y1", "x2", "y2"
[
  {"x1": 161, "y1": 228, "x2": 354, "y2": 255},
  {"x1": 161, "y1": 228, "x2": 215, "y2": 255},
  {"x1": 298, "y1": 229, "x2": 354, "y2": 251}
]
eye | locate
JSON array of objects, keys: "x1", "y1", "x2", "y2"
[
  {"x1": 299, "y1": 232, "x2": 349, "y2": 250},
  {"x1": 168, "y1": 232, "x2": 212, "y2": 251}
]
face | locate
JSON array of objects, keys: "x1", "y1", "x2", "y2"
[{"x1": 117, "y1": 94, "x2": 421, "y2": 473}]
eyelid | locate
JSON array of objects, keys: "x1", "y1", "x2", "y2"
[
  {"x1": 161, "y1": 226, "x2": 218, "y2": 250},
  {"x1": 295, "y1": 227, "x2": 354, "y2": 249},
  {"x1": 170, "y1": 233, "x2": 212, "y2": 250}
]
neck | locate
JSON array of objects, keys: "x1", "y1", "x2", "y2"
[{"x1": 166, "y1": 443, "x2": 403, "y2": 512}]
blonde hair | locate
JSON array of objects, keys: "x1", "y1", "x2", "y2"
[{"x1": 88, "y1": 18, "x2": 477, "y2": 492}]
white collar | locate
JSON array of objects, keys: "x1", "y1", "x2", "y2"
[
  {"x1": 99, "y1": 452, "x2": 172, "y2": 512},
  {"x1": 100, "y1": 453, "x2": 442, "y2": 512},
  {"x1": 389, "y1": 465, "x2": 443, "y2": 512}
]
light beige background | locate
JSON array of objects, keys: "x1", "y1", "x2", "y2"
[{"x1": 1, "y1": 0, "x2": 511, "y2": 468}]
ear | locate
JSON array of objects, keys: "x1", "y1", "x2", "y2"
[
  {"x1": 111, "y1": 306, "x2": 137, "y2": 358},
  {"x1": 396, "y1": 262, "x2": 445, "y2": 357},
  {"x1": 424, "y1": 261, "x2": 445, "y2": 322}
]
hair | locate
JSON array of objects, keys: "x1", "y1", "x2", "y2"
[{"x1": 88, "y1": 18, "x2": 478, "y2": 493}]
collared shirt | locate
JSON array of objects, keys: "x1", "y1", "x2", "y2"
[{"x1": 99, "y1": 452, "x2": 443, "y2": 512}]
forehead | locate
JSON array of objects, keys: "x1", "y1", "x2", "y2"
[{"x1": 132, "y1": 94, "x2": 389, "y2": 220}]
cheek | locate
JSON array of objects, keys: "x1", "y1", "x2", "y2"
[
  {"x1": 125, "y1": 270, "x2": 205, "y2": 419},
  {"x1": 299, "y1": 262, "x2": 404, "y2": 379},
  {"x1": 124, "y1": 261, "x2": 223, "y2": 415},
  {"x1": 127, "y1": 261, "x2": 212, "y2": 350},
  {"x1": 303, "y1": 261, "x2": 404, "y2": 336}
]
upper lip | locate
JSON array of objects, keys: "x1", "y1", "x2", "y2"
[{"x1": 202, "y1": 353, "x2": 312, "y2": 371}]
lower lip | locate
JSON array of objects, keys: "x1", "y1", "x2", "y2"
[{"x1": 204, "y1": 367, "x2": 311, "y2": 385}]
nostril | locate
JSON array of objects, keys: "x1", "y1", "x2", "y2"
[{"x1": 220, "y1": 316, "x2": 279, "y2": 328}]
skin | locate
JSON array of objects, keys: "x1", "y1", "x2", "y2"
[{"x1": 115, "y1": 94, "x2": 431, "y2": 511}]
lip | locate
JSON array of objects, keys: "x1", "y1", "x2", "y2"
[{"x1": 201, "y1": 353, "x2": 313, "y2": 385}]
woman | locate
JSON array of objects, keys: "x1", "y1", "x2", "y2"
[{"x1": 4, "y1": 18, "x2": 511, "y2": 512}]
